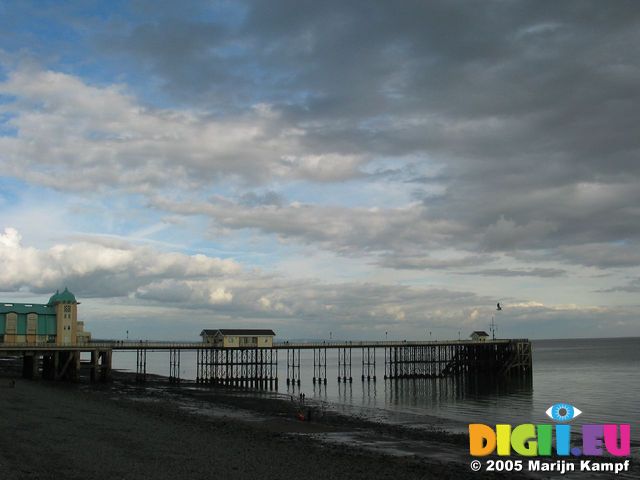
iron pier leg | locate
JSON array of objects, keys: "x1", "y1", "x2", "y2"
[{"x1": 136, "y1": 348, "x2": 147, "y2": 383}]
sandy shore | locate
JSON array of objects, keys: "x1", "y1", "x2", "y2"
[{"x1": 0, "y1": 367, "x2": 528, "y2": 480}]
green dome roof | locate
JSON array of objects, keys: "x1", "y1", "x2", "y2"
[
  {"x1": 47, "y1": 290, "x2": 60, "y2": 305},
  {"x1": 48, "y1": 287, "x2": 77, "y2": 305}
]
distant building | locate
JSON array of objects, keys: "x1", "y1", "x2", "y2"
[
  {"x1": 0, "y1": 288, "x2": 91, "y2": 346},
  {"x1": 200, "y1": 329, "x2": 275, "y2": 348},
  {"x1": 470, "y1": 331, "x2": 490, "y2": 342}
]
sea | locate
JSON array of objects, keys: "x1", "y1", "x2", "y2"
[{"x1": 111, "y1": 337, "x2": 640, "y2": 442}]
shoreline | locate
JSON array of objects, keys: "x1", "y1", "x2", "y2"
[
  {"x1": 0, "y1": 364, "x2": 527, "y2": 480},
  {"x1": 3, "y1": 364, "x2": 637, "y2": 479},
  {"x1": 111, "y1": 370, "x2": 474, "y2": 448}
]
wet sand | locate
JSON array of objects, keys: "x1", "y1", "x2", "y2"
[{"x1": 0, "y1": 369, "x2": 525, "y2": 480}]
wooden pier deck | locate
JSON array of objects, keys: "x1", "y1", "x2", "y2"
[{"x1": 0, "y1": 338, "x2": 524, "y2": 350}]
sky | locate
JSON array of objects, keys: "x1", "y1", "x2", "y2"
[{"x1": 0, "y1": 0, "x2": 639, "y2": 341}]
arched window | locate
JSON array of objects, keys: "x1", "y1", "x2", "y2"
[
  {"x1": 27, "y1": 313, "x2": 37, "y2": 336},
  {"x1": 5, "y1": 313, "x2": 17, "y2": 334}
]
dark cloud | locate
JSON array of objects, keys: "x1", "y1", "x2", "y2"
[
  {"x1": 515, "y1": 243, "x2": 640, "y2": 269},
  {"x1": 1, "y1": 1, "x2": 639, "y2": 338},
  {"x1": 99, "y1": 1, "x2": 640, "y2": 166},
  {"x1": 151, "y1": 196, "x2": 464, "y2": 257},
  {"x1": 238, "y1": 191, "x2": 284, "y2": 207},
  {"x1": 555, "y1": 243, "x2": 640, "y2": 268},
  {"x1": 378, "y1": 253, "x2": 494, "y2": 271},
  {"x1": 461, "y1": 268, "x2": 566, "y2": 278},
  {"x1": 597, "y1": 278, "x2": 640, "y2": 293},
  {"x1": 91, "y1": 0, "x2": 640, "y2": 265}
]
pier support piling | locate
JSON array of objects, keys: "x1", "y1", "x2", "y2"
[
  {"x1": 361, "y1": 347, "x2": 375, "y2": 381},
  {"x1": 136, "y1": 348, "x2": 147, "y2": 383},
  {"x1": 286, "y1": 348, "x2": 301, "y2": 386},
  {"x1": 195, "y1": 347, "x2": 278, "y2": 390},
  {"x1": 169, "y1": 348, "x2": 181, "y2": 384},
  {"x1": 382, "y1": 341, "x2": 531, "y2": 380},
  {"x1": 337, "y1": 347, "x2": 352, "y2": 383},
  {"x1": 22, "y1": 353, "x2": 39, "y2": 379},
  {"x1": 312, "y1": 347, "x2": 327, "y2": 384}
]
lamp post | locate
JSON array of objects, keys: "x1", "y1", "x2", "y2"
[
  {"x1": 330, "y1": 331, "x2": 332, "y2": 340},
  {"x1": 429, "y1": 331, "x2": 432, "y2": 341},
  {"x1": 126, "y1": 330, "x2": 129, "y2": 340},
  {"x1": 458, "y1": 330, "x2": 461, "y2": 341},
  {"x1": 385, "y1": 331, "x2": 388, "y2": 341}
]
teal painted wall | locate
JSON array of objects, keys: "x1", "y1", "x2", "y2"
[
  {"x1": 0, "y1": 313, "x2": 56, "y2": 336},
  {"x1": 38, "y1": 315, "x2": 56, "y2": 335},
  {"x1": 17, "y1": 315, "x2": 26, "y2": 335},
  {"x1": 47, "y1": 316, "x2": 56, "y2": 335},
  {"x1": 38, "y1": 316, "x2": 47, "y2": 334}
]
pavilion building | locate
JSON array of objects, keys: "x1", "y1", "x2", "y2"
[
  {"x1": 0, "y1": 288, "x2": 91, "y2": 346},
  {"x1": 200, "y1": 329, "x2": 275, "y2": 348}
]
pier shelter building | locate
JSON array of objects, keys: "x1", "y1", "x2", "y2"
[
  {"x1": 200, "y1": 329, "x2": 275, "y2": 348},
  {"x1": 0, "y1": 288, "x2": 90, "y2": 346},
  {"x1": 470, "y1": 331, "x2": 490, "y2": 342}
]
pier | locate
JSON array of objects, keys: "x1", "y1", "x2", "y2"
[
  {"x1": 0, "y1": 338, "x2": 532, "y2": 388},
  {"x1": 0, "y1": 289, "x2": 533, "y2": 389}
]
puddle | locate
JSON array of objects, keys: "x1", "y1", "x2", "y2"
[{"x1": 176, "y1": 401, "x2": 268, "y2": 423}]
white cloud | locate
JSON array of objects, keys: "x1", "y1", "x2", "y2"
[
  {"x1": 151, "y1": 196, "x2": 464, "y2": 255},
  {"x1": 0, "y1": 227, "x2": 239, "y2": 294},
  {"x1": 0, "y1": 227, "x2": 489, "y2": 329},
  {"x1": 0, "y1": 67, "x2": 365, "y2": 192},
  {"x1": 0, "y1": 226, "x2": 636, "y2": 339},
  {"x1": 209, "y1": 287, "x2": 233, "y2": 304}
]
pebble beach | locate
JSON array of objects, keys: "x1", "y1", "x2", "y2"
[{"x1": 0, "y1": 366, "x2": 525, "y2": 480}]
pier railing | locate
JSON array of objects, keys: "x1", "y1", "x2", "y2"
[
  {"x1": 0, "y1": 338, "x2": 525, "y2": 351},
  {"x1": 271, "y1": 339, "x2": 520, "y2": 348}
]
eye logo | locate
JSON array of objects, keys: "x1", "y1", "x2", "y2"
[{"x1": 546, "y1": 403, "x2": 582, "y2": 422}]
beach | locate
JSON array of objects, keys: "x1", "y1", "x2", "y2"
[{"x1": 0, "y1": 367, "x2": 528, "y2": 480}]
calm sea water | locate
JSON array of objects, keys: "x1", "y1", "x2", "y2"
[{"x1": 111, "y1": 337, "x2": 640, "y2": 441}]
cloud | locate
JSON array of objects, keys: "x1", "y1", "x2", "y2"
[
  {"x1": 556, "y1": 243, "x2": 640, "y2": 268},
  {"x1": 96, "y1": 1, "x2": 640, "y2": 177},
  {"x1": 0, "y1": 227, "x2": 239, "y2": 296},
  {"x1": 597, "y1": 278, "x2": 640, "y2": 293},
  {"x1": 238, "y1": 191, "x2": 285, "y2": 207},
  {"x1": 462, "y1": 268, "x2": 566, "y2": 278},
  {"x1": 512, "y1": 242, "x2": 640, "y2": 269},
  {"x1": 1, "y1": 2, "x2": 640, "y2": 338},
  {"x1": 150, "y1": 195, "x2": 464, "y2": 256},
  {"x1": 89, "y1": 1, "x2": 640, "y2": 263},
  {"x1": 0, "y1": 68, "x2": 365, "y2": 192},
  {"x1": 481, "y1": 216, "x2": 558, "y2": 251},
  {"x1": 377, "y1": 252, "x2": 494, "y2": 270},
  {"x1": 3, "y1": 1, "x2": 640, "y2": 271},
  {"x1": 1, "y1": 226, "x2": 636, "y2": 339},
  {"x1": 0, "y1": 226, "x2": 499, "y2": 330},
  {"x1": 150, "y1": 184, "x2": 640, "y2": 272}
]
